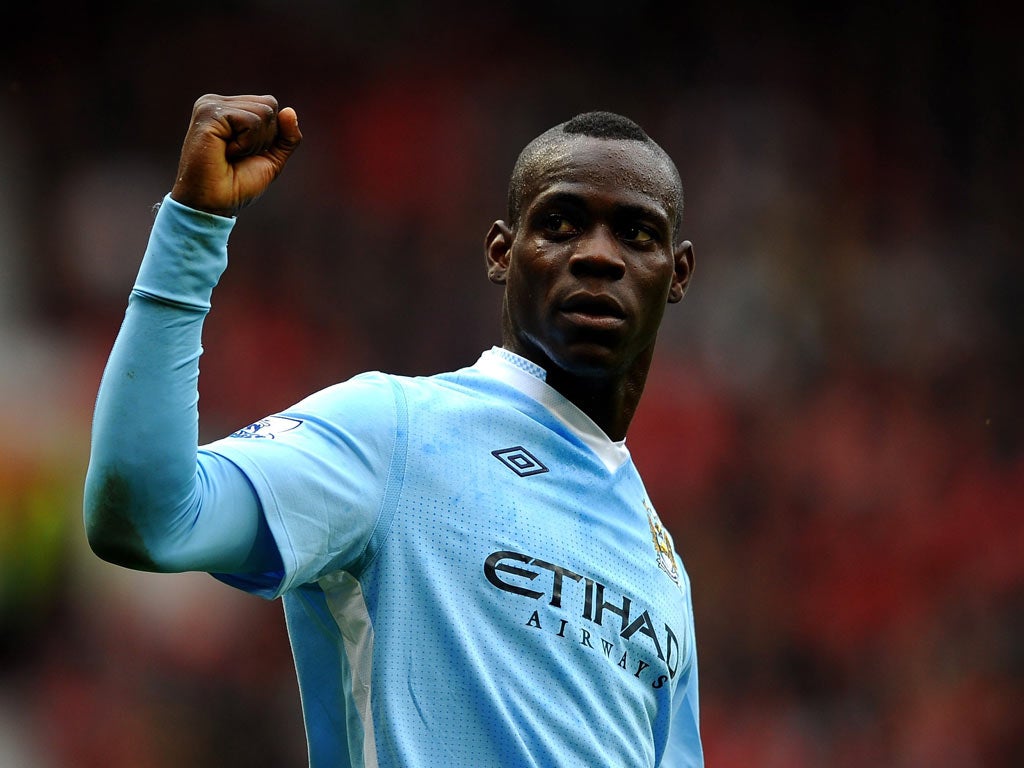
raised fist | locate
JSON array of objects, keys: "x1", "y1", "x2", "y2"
[{"x1": 170, "y1": 94, "x2": 302, "y2": 217}]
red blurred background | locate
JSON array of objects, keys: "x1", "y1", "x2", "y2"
[{"x1": 1, "y1": 2, "x2": 1021, "y2": 765}]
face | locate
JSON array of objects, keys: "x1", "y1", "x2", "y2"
[{"x1": 486, "y1": 136, "x2": 693, "y2": 380}]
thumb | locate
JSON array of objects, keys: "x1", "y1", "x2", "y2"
[{"x1": 271, "y1": 106, "x2": 302, "y2": 161}]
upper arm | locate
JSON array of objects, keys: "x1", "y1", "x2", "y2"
[
  {"x1": 199, "y1": 373, "x2": 402, "y2": 593},
  {"x1": 85, "y1": 450, "x2": 279, "y2": 576}
]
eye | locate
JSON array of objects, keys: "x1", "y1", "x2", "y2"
[
  {"x1": 618, "y1": 224, "x2": 656, "y2": 244},
  {"x1": 542, "y1": 213, "x2": 578, "y2": 238}
]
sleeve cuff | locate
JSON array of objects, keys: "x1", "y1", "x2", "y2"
[{"x1": 132, "y1": 194, "x2": 236, "y2": 310}]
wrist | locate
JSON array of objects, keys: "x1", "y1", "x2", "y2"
[
  {"x1": 168, "y1": 188, "x2": 237, "y2": 220},
  {"x1": 133, "y1": 194, "x2": 235, "y2": 310}
]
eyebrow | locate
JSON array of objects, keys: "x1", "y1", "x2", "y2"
[{"x1": 531, "y1": 190, "x2": 670, "y2": 224}]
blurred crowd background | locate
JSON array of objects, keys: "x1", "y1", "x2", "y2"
[{"x1": 1, "y1": 1, "x2": 1021, "y2": 765}]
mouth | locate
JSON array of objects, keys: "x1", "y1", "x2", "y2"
[{"x1": 558, "y1": 293, "x2": 626, "y2": 329}]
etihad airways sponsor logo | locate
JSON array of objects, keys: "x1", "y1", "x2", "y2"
[{"x1": 484, "y1": 550, "x2": 682, "y2": 688}]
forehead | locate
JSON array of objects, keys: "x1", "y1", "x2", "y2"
[{"x1": 523, "y1": 136, "x2": 678, "y2": 218}]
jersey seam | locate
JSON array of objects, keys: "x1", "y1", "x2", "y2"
[{"x1": 349, "y1": 375, "x2": 409, "y2": 578}]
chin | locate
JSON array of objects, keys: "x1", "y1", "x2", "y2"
[{"x1": 550, "y1": 343, "x2": 630, "y2": 378}]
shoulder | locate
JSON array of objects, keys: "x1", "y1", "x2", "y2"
[
  {"x1": 295, "y1": 370, "x2": 398, "y2": 410},
  {"x1": 278, "y1": 363, "x2": 519, "y2": 436}
]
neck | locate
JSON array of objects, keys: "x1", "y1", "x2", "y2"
[{"x1": 510, "y1": 346, "x2": 654, "y2": 442}]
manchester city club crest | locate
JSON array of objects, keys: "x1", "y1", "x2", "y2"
[{"x1": 644, "y1": 498, "x2": 681, "y2": 588}]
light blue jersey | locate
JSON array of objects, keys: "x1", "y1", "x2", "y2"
[
  {"x1": 206, "y1": 349, "x2": 702, "y2": 767},
  {"x1": 86, "y1": 197, "x2": 703, "y2": 767}
]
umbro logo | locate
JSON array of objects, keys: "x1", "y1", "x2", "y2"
[{"x1": 492, "y1": 446, "x2": 549, "y2": 477}]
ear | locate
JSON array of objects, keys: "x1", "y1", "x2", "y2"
[
  {"x1": 668, "y1": 240, "x2": 695, "y2": 303},
  {"x1": 485, "y1": 220, "x2": 514, "y2": 284}
]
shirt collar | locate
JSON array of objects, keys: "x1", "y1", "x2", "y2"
[{"x1": 474, "y1": 347, "x2": 630, "y2": 472}]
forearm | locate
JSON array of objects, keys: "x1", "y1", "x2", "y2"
[{"x1": 84, "y1": 196, "x2": 262, "y2": 572}]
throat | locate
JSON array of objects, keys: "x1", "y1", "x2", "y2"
[{"x1": 543, "y1": 367, "x2": 645, "y2": 442}]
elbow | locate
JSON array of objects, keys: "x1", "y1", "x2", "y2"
[{"x1": 83, "y1": 468, "x2": 161, "y2": 571}]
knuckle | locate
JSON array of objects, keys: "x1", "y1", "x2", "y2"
[{"x1": 193, "y1": 94, "x2": 226, "y2": 119}]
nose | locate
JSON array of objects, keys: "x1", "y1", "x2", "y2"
[{"x1": 568, "y1": 226, "x2": 626, "y2": 280}]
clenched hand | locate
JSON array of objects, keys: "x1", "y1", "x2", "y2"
[{"x1": 170, "y1": 94, "x2": 302, "y2": 217}]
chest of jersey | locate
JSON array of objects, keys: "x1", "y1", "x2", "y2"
[{"x1": 363, "y1": 382, "x2": 691, "y2": 704}]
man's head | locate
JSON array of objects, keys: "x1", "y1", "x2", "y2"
[
  {"x1": 486, "y1": 111, "x2": 694, "y2": 399},
  {"x1": 507, "y1": 111, "x2": 685, "y2": 244}
]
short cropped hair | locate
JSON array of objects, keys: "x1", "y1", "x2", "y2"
[{"x1": 506, "y1": 111, "x2": 684, "y2": 239}]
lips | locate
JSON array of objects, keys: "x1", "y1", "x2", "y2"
[
  {"x1": 559, "y1": 292, "x2": 626, "y2": 329},
  {"x1": 561, "y1": 292, "x2": 625, "y2": 317}
]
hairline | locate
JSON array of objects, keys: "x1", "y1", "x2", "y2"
[{"x1": 507, "y1": 127, "x2": 684, "y2": 241}]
